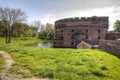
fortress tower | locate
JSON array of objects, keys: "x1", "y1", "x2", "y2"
[{"x1": 53, "y1": 16, "x2": 109, "y2": 48}]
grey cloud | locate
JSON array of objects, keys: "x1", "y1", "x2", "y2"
[
  {"x1": 45, "y1": 0, "x2": 120, "y2": 14},
  {"x1": 112, "y1": 6, "x2": 120, "y2": 19},
  {"x1": 113, "y1": 7, "x2": 120, "y2": 13}
]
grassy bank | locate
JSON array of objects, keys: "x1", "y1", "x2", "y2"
[
  {"x1": 0, "y1": 37, "x2": 52, "y2": 45},
  {"x1": 0, "y1": 37, "x2": 52, "y2": 49},
  {"x1": 0, "y1": 37, "x2": 120, "y2": 80}
]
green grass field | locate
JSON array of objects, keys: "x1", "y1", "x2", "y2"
[{"x1": 0, "y1": 37, "x2": 120, "y2": 80}]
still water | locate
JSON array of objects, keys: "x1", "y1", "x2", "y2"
[{"x1": 35, "y1": 43, "x2": 53, "y2": 48}]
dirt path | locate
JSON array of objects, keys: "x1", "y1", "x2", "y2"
[
  {"x1": 16, "y1": 78, "x2": 50, "y2": 80},
  {"x1": 0, "y1": 51, "x2": 14, "y2": 80},
  {"x1": 0, "y1": 51, "x2": 50, "y2": 80}
]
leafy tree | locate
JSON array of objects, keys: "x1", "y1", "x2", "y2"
[
  {"x1": 114, "y1": 20, "x2": 120, "y2": 33},
  {"x1": 12, "y1": 23, "x2": 38, "y2": 37},
  {"x1": 0, "y1": 7, "x2": 27, "y2": 43},
  {"x1": 45, "y1": 23, "x2": 54, "y2": 38},
  {"x1": 0, "y1": 21, "x2": 38, "y2": 38},
  {"x1": 39, "y1": 23, "x2": 55, "y2": 40},
  {"x1": 31, "y1": 27, "x2": 38, "y2": 37}
]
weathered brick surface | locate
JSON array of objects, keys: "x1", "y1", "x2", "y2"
[
  {"x1": 106, "y1": 33, "x2": 120, "y2": 40},
  {"x1": 99, "y1": 39, "x2": 120, "y2": 57},
  {"x1": 53, "y1": 16, "x2": 109, "y2": 48}
]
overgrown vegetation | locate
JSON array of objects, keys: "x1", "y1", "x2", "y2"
[
  {"x1": 39, "y1": 23, "x2": 55, "y2": 40},
  {"x1": 0, "y1": 20, "x2": 38, "y2": 37},
  {"x1": 0, "y1": 7, "x2": 27, "y2": 43},
  {"x1": 109, "y1": 20, "x2": 120, "y2": 33},
  {"x1": 0, "y1": 37, "x2": 120, "y2": 80},
  {"x1": 0, "y1": 54, "x2": 5, "y2": 71},
  {"x1": 0, "y1": 7, "x2": 55, "y2": 44}
]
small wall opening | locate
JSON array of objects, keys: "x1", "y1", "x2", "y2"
[
  {"x1": 71, "y1": 37, "x2": 73, "y2": 39},
  {"x1": 71, "y1": 30, "x2": 74, "y2": 32},
  {"x1": 98, "y1": 36, "x2": 100, "y2": 40},
  {"x1": 98, "y1": 30, "x2": 100, "y2": 33},
  {"x1": 61, "y1": 30, "x2": 63, "y2": 32}
]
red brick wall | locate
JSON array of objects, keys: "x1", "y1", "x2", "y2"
[
  {"x1": 54, "y1": 16, "x2": 109, "y2": 48},
  {"x1": 106, "y1": 33, "x2": 120, "y2": 40},
  {"x1": 99, "y1": 39, "x2": 120, "y2": 57}
]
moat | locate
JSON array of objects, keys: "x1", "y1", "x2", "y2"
[{"x1": 33, "y1": 43, "x2": 53, "y2": 48}]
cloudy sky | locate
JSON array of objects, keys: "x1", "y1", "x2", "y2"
[{"x1": 0, "y1": 0, "x2": 120, "y2": 30}]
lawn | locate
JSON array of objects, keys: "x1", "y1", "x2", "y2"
[{"x1": 0, "y1": 37, "x2": 120, "y2": 80}]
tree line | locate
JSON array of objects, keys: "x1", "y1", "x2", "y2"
[
  {"x1": 110, "y1": 20, "x2": 120, "y2": 33},
  {"x1": 0, "y1": 7, "x2": 55, "y2": 43},
  {"x1": 0, "y1": 7, "x2": 120, "y2": 43}
]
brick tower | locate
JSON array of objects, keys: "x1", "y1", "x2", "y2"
[{"x1": 53, "y1": 16, "x2": 109, "y2": 48}]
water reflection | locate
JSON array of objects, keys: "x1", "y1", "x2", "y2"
[{"x1": 36, "y1": 43, "x2": 53, "y2": 48}]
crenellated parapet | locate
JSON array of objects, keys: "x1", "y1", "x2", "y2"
[
  {"x1": 55, "y1": 16, "x2": 109, "y2": 28},
  {"x1": 55, "y1": 16, "x2": 108, "y2": 23}
]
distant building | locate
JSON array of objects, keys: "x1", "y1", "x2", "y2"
[{"x1": 53, "y1": 16, "x2": 120, "y2": 48}]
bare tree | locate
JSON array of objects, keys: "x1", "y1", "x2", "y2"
[
  {"x1": 0, "y1": 7, "x2": 27, "y2": 43},
  {"x1": 31, "y1": 20, "x2": 41, "y2": 32}
]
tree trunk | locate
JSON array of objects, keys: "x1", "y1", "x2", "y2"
[
  {"x1": 4, "y1": 22, "x2": 9, "y2": 44},
  {"x1": 4, "y1": 22, "x2": 11, "y2": 44},
  {"x1": 8, "y1": 31, "x2": 11, "y2": 43},
  {"x1": 8, "y1": 26, "x2": 12, "y2": 43},
  {"x1": 6, "y1": 30, "x2": 9, "y2": 44},
  {"x1": 5, "y1": 30, "x2": 9, "y2": 44},
  {"x1": 5, "y1": 30, "x2": 8, "y2": 43}
]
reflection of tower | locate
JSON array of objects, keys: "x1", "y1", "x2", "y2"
[{"x1": 53, "y1": 16, "x2": 109, "y2": 48}]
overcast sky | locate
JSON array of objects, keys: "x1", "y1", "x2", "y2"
[{"x1": 0, "y1": 0, "x2": 120, "y2": 30}]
